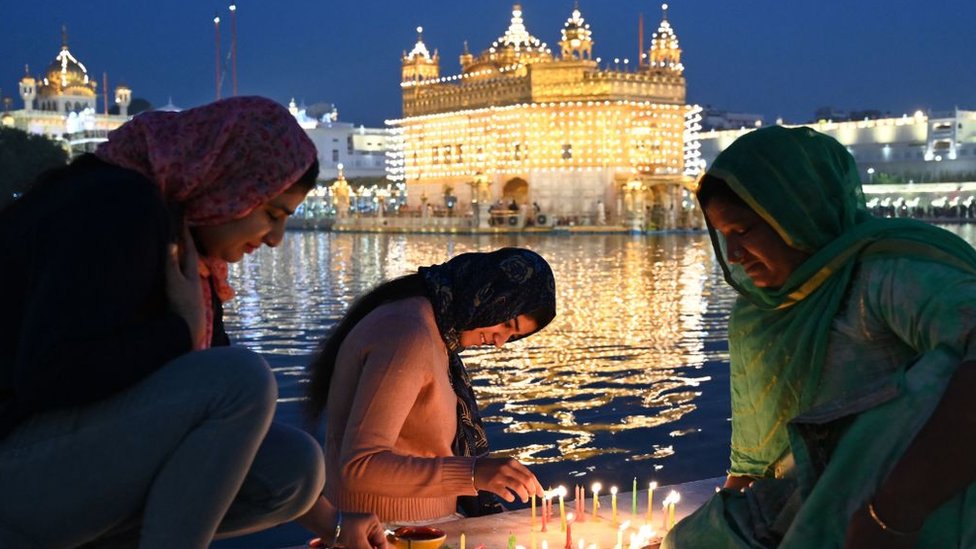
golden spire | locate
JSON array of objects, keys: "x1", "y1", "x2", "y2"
[
  {"x1": 647, "y1": 2, "x2": 683, "y2": 74},
  {"x1": 560, "y1": 1, "x2": 593, "y2": 60}
]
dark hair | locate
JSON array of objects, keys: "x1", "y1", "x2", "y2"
[
  {"x1": 696, "y1": 173, "x2": 749, "y2": 211},
  {"x1": 304, "y1": 268, "x2": 556, "y2": 424},
  {"x1": 289, "y1": 159, "x2": 319, "y2": 193},
  {"x1": 305, "y1": 274, "x2": 428, "y2": 423}
]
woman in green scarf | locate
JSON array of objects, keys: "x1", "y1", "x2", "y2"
[{"x1": 664, "y1": 126, "x2": 976, "y2": 548}]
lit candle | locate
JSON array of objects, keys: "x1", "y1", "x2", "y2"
[
  {"x1": 558, "y1": 486, "x2": 567, "y2": 532},
  {"x1": 591, "y1": 483, "x2": 602, "y2": 521},
  {"x1": 668, "y1": 491, "x2": 681, "y2": 530},
  {"x1": 547, "y1": 488, "x2": 554, "y2": 521},
  {"x1": 661, "y1": 496, "x2": 670, "y2": 530},
  {"x1": 611, "y1": 485, "x2": 618, "y2": 525},
  {"x1": 617, "y1": 520, "x2": 631, "y2": 549},
  {"x1": 542, "y1": 540, "x2": 549, "y2": 549},
  {"x1": 541, "y1": 492, "x2": 549, "y2": 532},
  {"x1": 647, "y1": 481, "x2": 657, "y2": 522},
  {"x1": 632, "y1": 477, "x2": 638, "y2": 517},
  {"x1": 662, "y1": 490, "x2": 679, "y2": 530},
  {"x1": 461, "y1": 533, "x2": 466, "y2": 549},
  {"x1": 531, "y1": 493, "x2": 536, "y2": 529},
  {"x1": 565, "y1": 512, "x2": 574, "y2": 549},
  {"x1": 579, "y1": 484, "x2": 586, "y2": 522}
]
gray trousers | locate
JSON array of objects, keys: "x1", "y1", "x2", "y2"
[{"x1": 0, "y1": 347, "x2": 325, "y2": 549}]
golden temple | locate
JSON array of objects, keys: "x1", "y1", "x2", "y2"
[{"x1": 386, "y1": 3, "x2": 700, "y2": 230}]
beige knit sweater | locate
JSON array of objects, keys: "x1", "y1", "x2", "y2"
[{"x1": 324, "y1": 297, "x2": 478, "y2": 521}]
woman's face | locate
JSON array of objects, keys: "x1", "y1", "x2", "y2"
[
  {"x1": 459, "y1": 314, "x2": 540, "y2": 349},
  {"x1": 704, "y1": 197, "x2": 810, "y2": 289},
  {"x1": 192, "y1": 186, "x2": 310, "y2": 262}
]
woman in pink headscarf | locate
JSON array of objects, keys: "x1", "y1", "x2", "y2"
[{"x1": 0, "y1": 97, "x2": 383, "y2": 549}]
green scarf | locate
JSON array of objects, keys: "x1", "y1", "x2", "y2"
[{"x1": 704, "y1": 125, "x2": 976, "y2": 476}]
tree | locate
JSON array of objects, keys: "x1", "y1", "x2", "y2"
[{"x1": 0, "y1": 127, "x2": 68, "y2": 209}]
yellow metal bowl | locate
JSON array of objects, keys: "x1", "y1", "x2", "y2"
[{"x1": 389, "y1": 526, "x2": 447, "y2": 549}]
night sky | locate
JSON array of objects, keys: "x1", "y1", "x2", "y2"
[{"x1": 3, "y1": 1, "x2": 974, "y2": 128}]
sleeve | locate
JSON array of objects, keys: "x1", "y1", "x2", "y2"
[
  {"x1": 337, "y1": 319, "x2": 477, "y2": 498},
  {"x1": 13, "y1": 177, "x2": 193, "y2": 413},
  {"x1": 865, "y1": 256, "x2": 976, "y2": 361}
]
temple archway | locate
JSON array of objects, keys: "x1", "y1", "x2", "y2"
[{"x1": 502, "y1": 177, "x2": 529, "y2": 206}]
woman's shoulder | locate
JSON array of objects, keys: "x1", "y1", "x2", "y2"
[
  {"x1": 363, "y1": 297, "x2": 438, "y2": 334},
  {"x1": 856, "y1": 252, "x2": 976, "y2": 288},
  {"x1": 351, "y1": 297, "x2": 444, "y2": 351}
]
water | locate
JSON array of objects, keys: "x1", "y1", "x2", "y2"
[{"x1": 217, "y1": 225, "x2": 976, "y2": 547}]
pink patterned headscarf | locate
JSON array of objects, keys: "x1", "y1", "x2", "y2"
[{"x1": 96, "y1": 96, "x2": 317, "y2": 347}]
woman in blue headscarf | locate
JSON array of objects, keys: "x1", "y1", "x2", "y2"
[
  {"x1": 302, "y1": 248, "x2": 556, "y2": 529},
  {"x1": 665, "y1": 126, "x2": 976, "y2": 548}
]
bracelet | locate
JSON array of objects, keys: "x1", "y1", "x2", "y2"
[
  {"x1": 332, "y1": 510, "x2": 343, "y2": 547},
  {"x1": 867, "y1": 501, "x2": 919, "y2": 537}
]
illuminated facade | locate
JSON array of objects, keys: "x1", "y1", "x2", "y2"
[
  {"x1": 2, "y1": 28, "x2": 132, "y2": 156},
  {"x1": 288, "y1": 98, "x2": 388, "y2": 181},
  {"x1": 387, "y1": 4, "x2": 696, "y2": 229},
  {"x1": 699, "y1": 109, "x2": 976, "y2": 184}
]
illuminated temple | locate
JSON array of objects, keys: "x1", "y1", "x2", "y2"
[
  {"x1": 385, "y1": 4, "x2": 700, "y2": 230},
  {"x1": 3, "y1": 28, "x2": 132, "y2": 156}
]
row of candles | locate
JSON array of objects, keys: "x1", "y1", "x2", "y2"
[
  {"x1": 461, "y1": 520, "x2": 665, "y2": 549},
  {"x1": 530, "y1": 481, "x2": 681, "y2": 532},
  {"x1": 453, "y1": 481, "x2": 683, "y2": 549}
]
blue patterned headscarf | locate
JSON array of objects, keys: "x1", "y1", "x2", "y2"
[{"x1": 419, "y1": 247, "x2": 556, "y2": 515}]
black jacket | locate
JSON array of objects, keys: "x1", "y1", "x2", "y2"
[{"x1": 0, "y1": 155, "x2": 226, "y2": 440}]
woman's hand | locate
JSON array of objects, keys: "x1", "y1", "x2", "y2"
[
  {"x1": 165, "y1": 227, "x2": 206, "y2": 348},
  {"x1": 722, "y1": 475, "x2": 757, "y2": 491},
  {"x1": 843, "y1": 504, "x2": 918, "y2": 549},
  {"x1": 337, "y1": 511, "x2": 388, "y2": 549},
  {"x1": 473, "y1": 456, "x2": 545, "y2": 503}
]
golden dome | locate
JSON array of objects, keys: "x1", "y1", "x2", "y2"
[{"x1": 43, "y1": 28, "x2": 96, "y2": 95}]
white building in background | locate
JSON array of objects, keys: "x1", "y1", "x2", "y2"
[
  {"x1": 699, "y1": 109, "x2": 976, "y2": 184},
  {"x1": 2, "y1": 28, "x2": 133, "y2": 156},
  {"x1": 700, "y1": 107, "x2": 764, "y2": 131},
  {"x1": 288, "y1": 98, "x2": 389, "y2": 182}
]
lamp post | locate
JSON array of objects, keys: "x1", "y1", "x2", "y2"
[
  {"x1": 213, "y1": 14, "x2": 222, "y2": 100},
  {"x1": 228, "y1": 4, "x2": 238, "y2": 96}
]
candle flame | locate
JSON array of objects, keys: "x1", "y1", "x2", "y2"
[
  {"x1": 610, "y1": 485, "x2": 618, "y2": 495},
  {"x1": 619, "y1": 520, "x2": 631, "y2": 531},
  {"x1": 649, "y1": 481, "x2": 658, "y2": 490},
  {"x1": 592, "y1": 482, "x2": 602, "y2": 493},
  {"x1": 557, "y1": 486, "x2": 568, "y2": 497},
  {"x1": 662, "y1": 490, "x2": 680, "y2": 507}
]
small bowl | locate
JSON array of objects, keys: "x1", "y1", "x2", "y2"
[{"x1": 389, "y1": 526, "x2": 447, "y2": 549}]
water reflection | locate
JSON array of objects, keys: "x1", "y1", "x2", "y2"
[{"x1": 225, "y1": 231, "x2": 738, "y2": 486}]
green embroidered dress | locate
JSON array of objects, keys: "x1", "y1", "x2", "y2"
[{"x1": 664, "y1": 126, "x2": 976, "y2": 548}]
